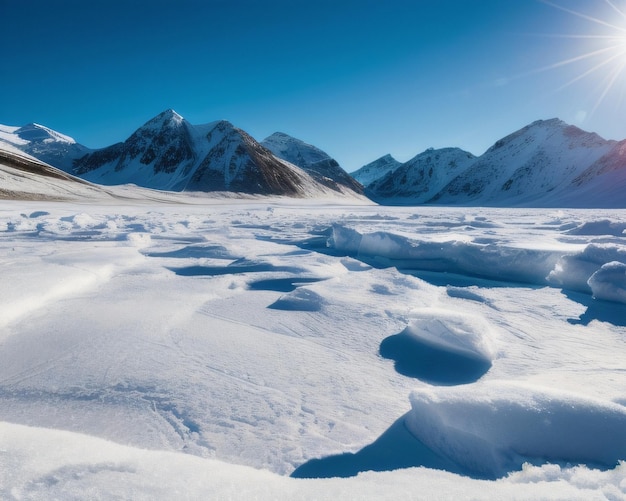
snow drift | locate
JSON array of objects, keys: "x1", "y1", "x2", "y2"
[
  {"x1": 406, "y1": 382, "x2": 626, "y2": 478},
  {"x1": 329, "y1": 223, "x2": 626, "y2": 301}
]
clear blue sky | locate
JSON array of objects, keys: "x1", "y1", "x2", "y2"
[{"x1": 2, "y1": 0, "x2": 626, "y2": 171}]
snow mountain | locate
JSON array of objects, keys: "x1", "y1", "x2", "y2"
[
  {"x1": 261, "y1": 132, "x2": 363, "y2": 194},
  {"x1": 431, "y1": 119, "x2": 621, "y2": 206},
  {"x1": 358, "y1": 119, "x2": 626, "y2": 207},
  {"x1": 0, "y1": 123, "x2": 90, "y2": 172},
  {"x1": 72, "y1": 110, "x2": 347, "y2": 197},
  {"x1": 350, "y1": 154, "x2": 402, "y2": 187},
  {"x1": 366, "y1": 148, "x2": 475, "y2": 204}
]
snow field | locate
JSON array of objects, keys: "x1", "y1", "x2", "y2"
[
  {"x1": 2, "y1": 421, "x2": 624, "y2": 501},
  {"x1": 0, "y1": 200, "x2": 625, "y2": 498}
]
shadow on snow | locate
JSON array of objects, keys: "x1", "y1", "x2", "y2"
[
  {"x1": 291, "y1": 414, "x2": 464, "y2": 479},
  {"x1": 379, "y1": 329, "x2": 491, "y2": 386}
]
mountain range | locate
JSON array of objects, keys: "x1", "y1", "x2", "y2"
[
  {"x1": 0, "y1": 110, "x2": 364, "y2": 199},
  {"x1": 354, "y1": 119, "x2": 626, "y2": 207},
  {"x1": 1, "y1": 111, "x2": 625, "y2": 206}
]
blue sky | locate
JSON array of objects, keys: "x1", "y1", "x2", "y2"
[{"x1": 2, "y1": 0, "x2": 626, "y2": 171}]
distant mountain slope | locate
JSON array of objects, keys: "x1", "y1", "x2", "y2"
[
  {"x1": 261, "y1": 132, "x2": 363, "y2": 194},
  {"x1": 350, "y1": 154, "x2": 401, "y2": 186},
  {"x1": 367, "y1": 148, "x2": 475, "y2": 204},
  {"x1": 356, "y1": 118, "x2": 626, "y2": 207},
  {"x1": 0, "y1": 123, "x2": 91, "y2": 172},
  {"x1": 0, "y1": 142, "x2": 112, "y2": 201},
  {"x1": 430, "y1": 119, "x2": 617, "y2": 206}
]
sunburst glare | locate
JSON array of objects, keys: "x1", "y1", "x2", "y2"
[{"x1": 538, "y1": 0, "x2": 626, "y2": 116}]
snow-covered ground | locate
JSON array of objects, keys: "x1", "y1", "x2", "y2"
[{"x1": 1, "y1": 198, "x2": 625, "y2": 500}]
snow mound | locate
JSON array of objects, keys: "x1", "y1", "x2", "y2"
[
  {"x1": 380, "y1": 310, "x2": 495, "y2": 385},
  {"x1": 566, "y1": 219, "x2": 626, "y2": 236},
  {"x1": 404, "y1": 309, "x2": 496, "y2": 362},
  {"x1": 588, "y1": 261, "x2": 626, "y2": 304},
  {"x1": 3, "y1": 421, "x2": 625, "y2": 500},
  {"x1": 126, "y1": 232, "x2": 152, "y2": 248},
  {"x1": 406, "y1": 382, "x2": 626, "y2": 478},
  {"x1": 269, "y1": 287, "x2": 324, "y2": 311}
]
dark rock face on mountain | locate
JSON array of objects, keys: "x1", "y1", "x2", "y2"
[
  {"x1": 70, "y1": 110, "x2": 343, "y2": 197},
  {"x1": 75, "y1": 111, "x2": 195, "y2": 177},
  {"x1": 261, "y1": 132, "x2": 363, "y2": 194},
  {"x1": 186, "y1": 124, "x2": 306, "y2": 195},
  {"x1": 1, "y1": 110, "x2": 364, "y2": 198}
]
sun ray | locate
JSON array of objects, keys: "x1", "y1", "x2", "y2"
[
  {"x1": 540, "y1": 0, "x2": 626, "y2": 34},
  {"x1": 525, "y1": 0, "x2": 626, "y2": 119},
  {"x1": 535, "y1": 33, "x2": 626, "y2": 40},
  {"x1": 556, "y1": 48, "x2": 626, "y2": 91},
  {"x1": 524, "y1": 43, "x2": 626, "y2": 76},
  {"x1": 590, "y1": 60, "x2": 626, "y2": 115},
  {"x1": 604, "y1": 0, "x2": 626, "y2": 21}
]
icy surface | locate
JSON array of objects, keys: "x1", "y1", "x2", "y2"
[{"x1": 0, "y1": 199, "x2": 625, "y2": 498}]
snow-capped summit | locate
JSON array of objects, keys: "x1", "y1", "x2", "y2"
[
  {"x1": 262, "y1": 132, "x2": 363, "y2": 194},
  {"x1": 140, "y1": 108, "x2": 185, "y2": 131},
  {"x1": 262, "y1": 132, "x2": 332, "y2": 167},
  {"x1": 350, "y1": 154, "x2": 402, "y2": 187},
  {"x1": 0, "y1": 123, "x2": 90, "y2": 172},
  {"x1": 15, "y1": 123, "x2": 78, "y2": 145},
  {"x1": 367, "y1": 147, "x2": 475, "y2": 203}
]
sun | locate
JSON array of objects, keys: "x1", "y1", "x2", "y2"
[{"x1": 537, "y1": 0, "x2": 626, "y2": 115}]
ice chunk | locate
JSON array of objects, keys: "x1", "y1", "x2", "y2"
[
  {"x1": 547, "y1": 244, "x2": 626, "y2": 293},
  {"x1": 588, "y1": 261, "x2": 626, "y2": 304}
]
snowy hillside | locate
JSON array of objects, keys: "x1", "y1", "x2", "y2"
[
  {"x1": 367, "y1": 148, "x2": 475, "y2": 204},
  {"x1": 0, "y1": 141, "x2": 113, "y2": 201},
  {"x1": 431, "y1": 119, "x2": 625, "y2": 207},
  {"x1": 350, "y1": 154, "x2": 402, "y2": 186},
  {"x1": 1, "y1": 199, "x2": 625, "y2": 499},
  {"x1": 354, "y1": 119, "x2": 626, "y2": 207},
  {"x1": 262, "y1": 132, "x2": 363, "y2": 194},
  {"x1": 0, "y1": 123, "x2": 90, "y2": 172}
]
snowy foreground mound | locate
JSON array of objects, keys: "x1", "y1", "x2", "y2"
[
  {"x1": 3, "y1": 422, "x2": 625, "y2": 500},
  {"x1": 408, "y1": 383, "x2": 626, "y2": 479},
  {"x1": 1, "y1": 200, "x2": 625, "y2": 499}
]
